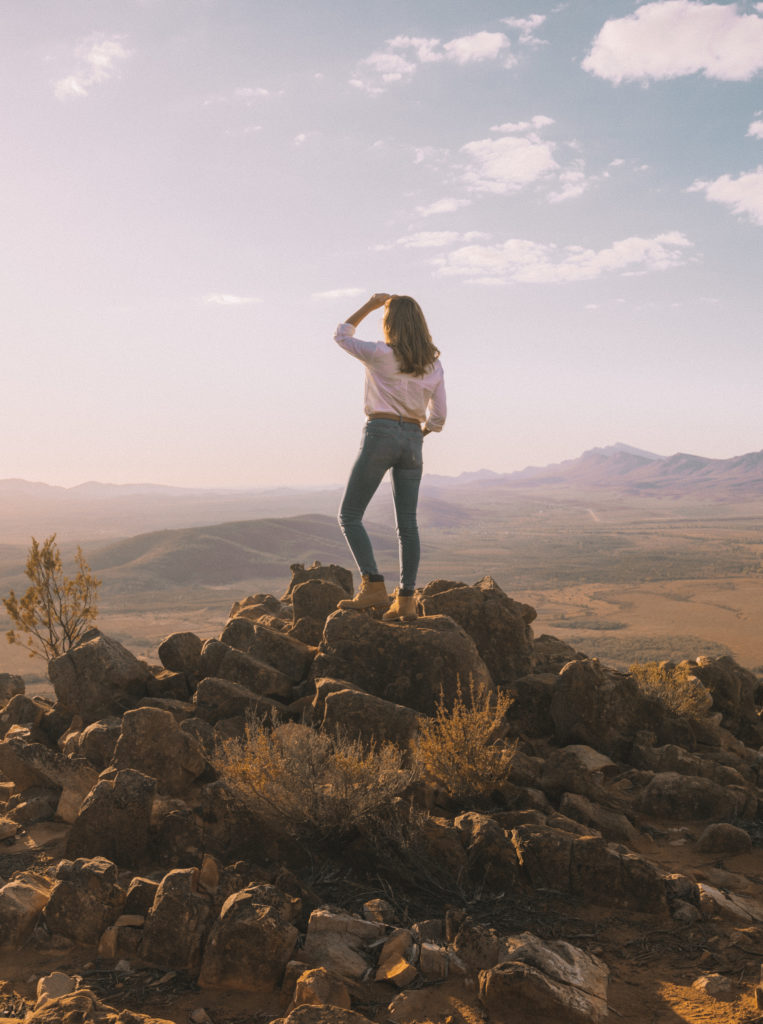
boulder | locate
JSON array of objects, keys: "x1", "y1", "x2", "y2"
[
  {"x1": 559, "y1": 793, "x2": 637, "y2": 844},
  {"x1": 124, "y1": 876, "x2": 160, "y2": 917},
  {"x1": 111, "y1": 706, "x2": 207, "y2": 796},
  {"x1": 36, "y1": 972, "x2": 77, "y2": 1008},
  {"x1": 77, "y1": 718, "x2": 123, "y2": 770},
  {"x1": 696, "y1": 822, "x2": 753, "y2": 855},
  {"x1": 551, "y1": 658, "x2": 665, "y2": 759},
  {"x1": 199, "y1": 639, "x2": 293, "y2": 701},
  {"x1": 282, "y1": 562, "x2": 354, "y2": 601},
  {"x1": 230, "y1": 592, "x2": 284, "y2": 619},
  {"x1": 309, "y1": 610, "x2": 493, "y2": 715},
  {"x1": 292, "y1": 579, "x2": 348, "y2": 624},
  {"x1": 0, "y1": 693, "x2": 47, "y2": 741},
  {"x1": 220, "y1": 618, "x2": 314, "y2": 682},
  {"x1": 49, "y1": 630, "x2": 152, "y2": 723},
  {"x1": 301, "y1": 909, "x2": 385, "y2": 981},
  {"x1": 320, "y1": 687, "x2": 421, "y2": 749},
  {"x1": 454, "y1": 812, "x2": 523, "y2": 890},
  {"x1": 23, "y1": 989, "x2": 174, "y2": 1024},
  {"x1": 639, "y1": 771, "x2": 754, "y2": 821},
  {"x1": 273, "y1": 1008, "x2": 374, "y2": 1024},
  {"x1": 146, "y1": 670, "x2": 191, "y2": 701},
  {"x1": 193, "y1": 676, "x2": 285, "y2": 724},
  {"x1": 532, "y1": 635, "x2": 586, "y2": 673},
  {"x1": 141, "y1": 867, "x2": 212, "y2": 971},
  {"x1": 507, "y1": 673, "x2": 557, "y2": 738},
  {"x1": 289, "y1": 967, "x2": 352, "y2": 1010},
  {"x1": 478, "y1": 932, "x2": 609, "y2": 1024},
  {"x1": 43, "y1": 856, "x2": 124, "y2": 945},
  {"x1": 691, "y1": 656, "x2": 763, "y2": 745},
  {"x1": 66, "y1": 768, "x2": 156, "y2": 869},
  {"x1": 539, "y1": 745, "x2": 618, "y2": 802},
  {"x1": 198, "y1": 884, "x2": 300, "y2": 990},
  {"x1": 0, "y1": 736, "x2": 98, "y2": 823},
  {"x1": 0, "y1": 672, "x2": 25, "y2": 706},
  {"x1": 157, "y1": 632, "x2": 203, "y2": 676},
  {"x1": 0, "y1": 872, "x2": 52, "y2": 948},
  {"x1": 418, "y1": 576, "x2": 536, "y2": 686}
]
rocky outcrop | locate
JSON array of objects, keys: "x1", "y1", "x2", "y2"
[
  {"x1": 418, "y1": 576, "x2": 536, "y2": 686},
  {"x1": 110, "y1": 706, "x2": 208, "y2": 795},
  {"x1": 309, "y1": 610, "x2": 493, "y2": 715},
  {"x1": 0, "y1": 672, "x2": 25, "y2": 707}
]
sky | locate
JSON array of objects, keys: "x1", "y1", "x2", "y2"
[{"x1": 2, "y1": 0, "x2": 762, "y2": 488}]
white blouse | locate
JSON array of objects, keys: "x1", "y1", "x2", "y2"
[{"x1": 334, "y1": 323, "x2": 447, "y2": 432}]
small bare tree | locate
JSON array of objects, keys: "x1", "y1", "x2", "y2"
[{"x1": 3, "y1": 534, "x2": 100, "y2": 660}]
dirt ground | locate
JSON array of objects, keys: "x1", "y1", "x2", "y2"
[{"x1": 2, "y1": 816, "x2": 763, "y2": 1024}]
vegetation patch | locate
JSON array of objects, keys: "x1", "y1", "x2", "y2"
[{"x1": 630, "y1": 660, "x2": 713, "y2": 720}]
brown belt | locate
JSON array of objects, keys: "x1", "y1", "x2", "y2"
[{"x1": 367, "y1": 412, "x2": 422, "y2": 426}]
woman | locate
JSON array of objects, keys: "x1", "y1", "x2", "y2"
[{"x1": 334, "y1": 292, "x2": 446, "y2": 621}]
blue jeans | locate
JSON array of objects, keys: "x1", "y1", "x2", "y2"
[{"x1": 339, "y1": 419, "x2": 424, "y2": 591}]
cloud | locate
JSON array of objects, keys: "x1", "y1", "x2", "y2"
[
  {"x1": 415, "y1": 197, "x2": 473, "y2": 217},
  {"x1": 748, "y1": 119, "x2": 763, "y2": 139},
  {"x1": 54, "y1": 34, "x2": 132, "y2": 99},
  {"x1": 204, "y1": 294, "x2": 261, "y2": 306},
  {"x1": 502, "y1": 15, "x2": 547, "y2": 46},
  {"x1": 312, "y1": 288, "x2": 365, "y2": 300},
  {"x1": 396, "y1": 231, "x2": 463, "y2": 248},
  {"x1": 583, "y1": 1, "x2": 763, "y2": 84},
  {"x1": 688, "y1": 167, "x2": 763, "y2": 225},
  {"x1": 352, "y1": 29, "x2": 515, "y2": 92},
  {"x1": 491, "y1": 115, "x2": 555, "y2": 133},
  {"x1": 431, "y1": 231, "x2": 693, "y2": 284},
  {"x1": 547, "y1": 163, "x2": 590, "y2": 203},
  {"x1": 461, "y1": 134, "x2": 558, "y2": 194}
]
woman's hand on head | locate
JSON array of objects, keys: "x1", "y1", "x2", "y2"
[{"x1": 369, "y1": 293, "x2": 391, "y2": 309}]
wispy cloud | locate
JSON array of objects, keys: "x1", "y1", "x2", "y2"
[
  {"x1": 312, "y1": 288, "x2": 365, "y2": 300},
  {"x1": 688, "y1": 167, "x2": 763, "y2": 226},
  {"x1": 432, "y1": 232, "x2": 693, "y2": 284},
  {"x1": 501, "y1": 15, "x2": 547, "y2": 47},
  {"x1": 204, "y1": 86, "x2": 279, "y2": 107},
  {"x1": 583, "y1": 1, "x2": 763, "y2": 84},
  {"x1": 351, "y1": 29, "x2": 515, "y2": 93},
  {"x1": 748, "y1": 119, "x2": 763, "y2": 139},
  {"x1": 54, "y1": 34, "x2": 132, "y2": 100},
  {"x1": 204, "y1": 294, "x2": 261, "y2": 306},
  {"x1": 415, "y1": 197, "x2": 472, "y2": 217}
]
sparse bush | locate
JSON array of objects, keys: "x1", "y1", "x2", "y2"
[
  {"x1": 3, "y1": 534, "x2": 100, "y2": 660},
  {"x1": 212, "y1": 718, "x2": 415, "y2": 839},
  {"x1": 414, "y1": 682, "x2": 515, "y2": 803},
  {"x1": 630, "y1": 660, "x2": 712, "y2": 720}
]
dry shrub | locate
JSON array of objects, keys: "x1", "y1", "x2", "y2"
[
  {"x1": 630, "y1": 660, "x2": 712, "y2": 720},
  {"x1": 212, "y1": 719, "x2": 415, "y2": 839},
  {"x1": 414, "y1": 682, "x2": 515, "y2": 803}
]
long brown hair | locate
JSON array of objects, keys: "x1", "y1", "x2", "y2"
[{"x1": 383, "y1": 295, "x2": 440, "y2": 376}]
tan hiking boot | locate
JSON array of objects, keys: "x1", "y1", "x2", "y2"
[
  {"x1": 337, "y1": 576, "x2": 390, "y2": 611},
  {"x1": 383, "y1": 590, "x2": 418, "y2": 621}
]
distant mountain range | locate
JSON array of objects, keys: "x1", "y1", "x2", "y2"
[{"x1": 1, "y1": 444, "x2": 761, "y2": 545}]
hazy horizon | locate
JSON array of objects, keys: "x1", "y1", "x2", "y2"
[{"x1": 3, "y1": 1, "x2": 762, "y2": 489}]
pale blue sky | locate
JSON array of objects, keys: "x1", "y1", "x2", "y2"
[{"x1": 2, "y1": 0, "x2": 762, "y2": 487}]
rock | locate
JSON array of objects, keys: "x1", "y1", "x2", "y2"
[
  {"x1": 292, "y1": 579, "x2": 348, "y2": 624},
  {"x1": 539, "y1": 745, "x2": 618, "y2": 803},
  {"x1": 533, "y1": 635, "x2": 586, "y2": 673},
  {"x1": 98, "y1": 915, "x2": 145, "y2": 959},
  {"x1": 124, "y1": 877, "x2": 160, "y2": 917},
  {"x1": 49, "y1": 631, "x2": 152, "y2": 723},
  {"x1": 289, "y1": 967, "x2": 352, "y2": 1010},
  {"x1": 0, "y1": 693, "x2": 46, "y2": 741},
  {"x1": 692, "y1": 973, "x2": 739, "y2": 1001},
  {"x1": 375, "y1": 928, "x2": 417, "y2": 987},
  {"x1": 111, "y1": 707, "x2": 207, "y2": 796},
  {"x1": 23, "y1": 988, "x2": 175, "y2": 1024},
  {"x1": 274, "y1": 1007, "x2": 374, "y2": 1024},
  {"x1": 198, "y1": 884, "x2": 300, "y2": 990},
  {"x1": 478, "y1": 932, "x2": 609, "y2": 1024},
  {"x1": 0, "y1": 872, "x2": 52, "y2": 948},
  {"x1": 146, "y1": 671, "x2": 191, "y2": 701},
  {"x1": 141, "y1": 868, "x2": 211, "y2": 971},
  {"x1": 158, "y1": 632, "x2": 203, "y2": 676},
  {"x1": 419, "y1": 942, "x2": 449, "y2": 981},
  {"x1": 454, "y1": 812, "x2": 523, "y2": 890},
  {"x1": 696, "y1": 822, "x2": 753, "y2": 854},
  {"x1": 66, "y1": 769, "x2": 156, "y2": 869},
  {"x1": 77, "y1": 718, "x2": 123, "y2": 770},
  {"x1": 282, "y1": 562, "x2": 354, "y2": 601},
  {"x1": 559, "y1": 793, "x2": 638, "y2": 844},
  {"x1": 551, "y1": 658, "x2": 667, "y2": 758},
  {"x1": 6, "y1": 787, "x2": 59, "y2": 825},
  {"x1": 220, "y1": 619, "x2": 314, "y2": 682},
  {"x1": 418, "y1": 576, "x2": 536, "y2": 685},
  {"x1": 692, "y1": 656, "x2": 762, "y2": 744},
  {"x1": 288, "y1": 617, "x2": 325, "y2": 646},
  {"x1": 0, "y1": 737, "x2": 98, "y2": 824},
  {"x1": 321, "y1": 687, "x2": 421, "y2": 749},
  {"x1": 44, "y1": 856, "x2": 124, "y2": 945},
  {"x1": 230, "y1": 592, "x2": 284, "y2": 619},
  {"x1": 310, "y1": 610, "x2": 493, "y2": 715},
  {"x1": 698, "y1": 884, "x2": 763, "y2": 924},
  {"x1": 301, "y1": 908, "x2": 385, "y2": 981},
  {"x1": 193, "y1": 676, "x2": 284, "y2": 724},
  {"x1": 0, "y1": 672, "x2": 25, "y2": 706},
  {"x1": 362, "y1": 898, "x2": 394, "y2": 924},
  {"x1": 36, "y1": 972, "x2": 77, "y2": 1008},
  {"x1": 639, "y1": 771, "x2": 753, "y2": 821},
  {"x1": 507, "y1": 673, "x2": 557, "y2": 738},
  {"x1": 199, "y1": 639, "x2": 293, "y2": 701}
]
